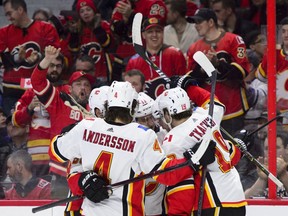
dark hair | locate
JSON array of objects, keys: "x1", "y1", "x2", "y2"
[
  {"x1": 163, "y1": 108, "x2": 192, "y2": 120},
  {"x1": 280, "y1": 17, "x2": 288, "y2": 26},
  {"x1": 3, "y1": 0, "x2": 27, "y2": 12},
  {"x1": 165, "y1": 0, "x2": 187, "y2": 17},
  {"x1": 244, "y1": 30, "x2": 261, "y2": 48},
  {"x1": 32, "y1": 8, "x2": 50, "y2": 21},
  {"x1": 71, "y1": 55, "x2": 95, "y2": 74},
  {"x1": 56, "y1": 52, "x2": 67, "y2": 72},
  {"x1": 124, "y1": 69, "x2": 145, "y2": 86},
  {"x1": 77, "y1": 54, "x2": 95, "y2": 66},
  {"x1": 104, "y1": 100, "x2": 138, "y2": 124},
  {"x1": 211, "y1": 0, "x2": 236, "y2": 13}
]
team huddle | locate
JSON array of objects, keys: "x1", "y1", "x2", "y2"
[{"x1": 44, "y1": 44, "x2": 247, "y2": 216}]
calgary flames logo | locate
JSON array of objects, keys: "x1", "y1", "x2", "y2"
[{"x1": 80, "y1": 42, "x2": 102, "y2": 64}]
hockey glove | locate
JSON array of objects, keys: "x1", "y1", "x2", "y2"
[
  {"x1": 170, "y1": 75, "x2": 198, "y2": 90},
  {"x1": 234, "y1": 129, "x2": 250, "y2": 151},
  {"x1": 183, "y1": 140, "x2": 216, "y2": 171},
  {"x1": 78, "y1": 171, "x2": 110, "y2": 203},
  {"x1": 233, "y1": 138, "x2": 247, "y2": 152}
]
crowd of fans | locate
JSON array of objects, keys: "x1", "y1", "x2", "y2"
[{"x1": 0, "y1": 0, "x2": 287, "y2": 209}]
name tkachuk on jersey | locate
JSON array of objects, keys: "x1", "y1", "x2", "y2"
[
  {"x1": 82, "y1": 130, "x2": 136, "y2": 152},
  {"x1": 189, "y1": 116, "x2": 216, "y2": 141}
]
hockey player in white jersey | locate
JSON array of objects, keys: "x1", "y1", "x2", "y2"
[
  {"x1": 49, "y1": 81, "x2": 216, "y2": 216},
  {"x1": 157, "y1": 87, "x2": 247, "y2": 216},
  {"x1": 134, "y1": 92, "x2": 167, "y2": 216},
  {"x1": 64, "y1": 85, "x2": 110, "y2": 215}
]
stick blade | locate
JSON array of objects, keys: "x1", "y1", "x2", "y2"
[
  {"x1": 193, "y1": 51, "x2": 215, "y2": 77},
  {"x1": 132, "y1": 13, "x2": 143, "y2": 47}
]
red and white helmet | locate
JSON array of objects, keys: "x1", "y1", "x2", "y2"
[
  {"x1": 88, "y1": 86, "x2": 109, "y2": 116},
  {"x1": 158, "y1": 87, "x2": 191, "y2": 116},
  {"x1": 107, "y1": 81, "x2": 138, "y2": 111},
  {"x1": 134, "y1": 92, "x2": 155, "y2": 118}
]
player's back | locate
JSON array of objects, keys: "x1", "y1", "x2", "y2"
[{"x1": 72, "y1": 118, "x2": 165, "y2": 215}]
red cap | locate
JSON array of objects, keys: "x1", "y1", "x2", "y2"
[
  {"x1": 76, "y1": 0, "x2": 97, "y2": 13},
  {"x1": 68, "y1": 71, "x2": 95, "y2": 86},
  {"x1": 142, "y1": 17, "x2": 164, "y2": 31}
]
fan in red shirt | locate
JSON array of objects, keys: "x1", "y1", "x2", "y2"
[
  {"x1": 4, "y1": 150, "x2": 51, "y2": 200},
  {"x1": 126, "y1": 17, "x2": 187, "y2": 99},
  {"x1": 0, "y1": 0, "x2": 60, "y2": 116}
]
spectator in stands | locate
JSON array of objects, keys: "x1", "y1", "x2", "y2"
[
  {"x1": 6, "y1": 115, "x2": 28, "y2": 152},
  {"x1": 55, "y1": 10, "x2": 82, "y2": 71},
  {"x1": 4, "y1": 150, "x2": 51, "y2": 200},
  {"x1": 243, "y1": 30, "x2": 267, "y2": 120},
  {"x1": 187, "y1": 8, "x2": 250, "y2": 137},
  {"x1": 74, "y1": 0, "x2": 114, "y2": 83},
  {"x1": 164, "y1": 0, "x2": 199, "y2": 55},
  {"x1": 126, "y1": 17, "x2": 187, "y2": 99},
  {"x1": 72, "y1": 0, "x2": 118, "y2": 21},
  {"x1": 256, "y1": 16, "x2": 288, "y2": 115},
  {"x1": 244, "y1": 30, "x2": 267, "y2": 75},
  {"x1": 185, "y1": 0, "x2": 199, "y2": 17},
  {"x1": 0, "y1": 108, "x2": 10, "y2": 180},
  {"x1": 32, "y1": 8, "x2": 51, "y2": 21},
  {"x1": 210, "y1": 0, "x2": 259, "y2": 40},
  {"x1": 74, "y1": 54, "x2": 106, "y2": 88},
  {"x1": 110, "y1": 0, "x2": 168, "y2": 82},
  {"x1": 244, "y1": 126, "x2": 288, "y2": 198},
  {"x1": 245, "y1": 0, "x2": 288, "y2": 26},
  {"x1": 31, "y1": 45, "x2": 94, "y2": 201},
  {"x1": 0, "y1": 0, "x2": 60, "y2": 116},
  {"x1": 12, "y1": 52, "x2": 69, "y2": 178},
  {"x1": 123, "y1": 69, "x2": 145, "y2": 93}
]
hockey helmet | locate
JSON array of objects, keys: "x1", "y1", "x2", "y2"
[
  {"x1": 88, "y1": 86, "x2": 109, "y2": 116},
  {"x1": 158, "y1": 87, "x2": 191, "y2": 116},
  {"x1": 134, "y1": 92, "x2": 155, "y2": 118},
  {"x1": 107, "y1": 81, "x2": 138, "y2": 110},
  {"x1": 151, "y1": 96, "x2": 163, "y2": 119}
]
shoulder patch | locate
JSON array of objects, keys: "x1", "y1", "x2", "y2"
[
  {"x1": 137, "y1": 124, "x2": 149, "y2": 131},
  {"x1": 38, "y1": 179, "x2": 50, "y2": 188}
]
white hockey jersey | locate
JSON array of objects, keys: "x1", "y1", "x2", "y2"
[
  {"x1": 49, "y1": 117, "x2": 193, "y2": 216},
  {"x1": 162, "y1": 106, "x2": 246, "y2": 211}
]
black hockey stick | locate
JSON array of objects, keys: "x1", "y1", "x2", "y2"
[
  {"x1": 220, "y1": 126, "x2": 283, "y2": 188},
  {"x1": 193, "y1": 51, "x2": 217, "y2": 216},
  {"x1": 132, "y1": 13, "x2": 171, "y2": 89},
  {"x1": 246, "y1": 111, "x2": 288, "y2": 138},
  {"x1": 32, "y1": 160, "x2": 190, "y2": 213},
  {"x1": 32, "y1": 195, "x2": 82, "y2": 213},
  {"x1": 132, "y1": 13, "x2": 214, "y2": 166}
]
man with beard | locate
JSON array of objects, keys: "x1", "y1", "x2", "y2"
[
  {"x1": 31, "y1": 45, "x2": 95, "y2": 199},
  {"x1": 12, "y1": 52, "x2": 68, "y2": 178},
  {"x1": 4, "y1": 150, "x2": 51, "y2": 200}
]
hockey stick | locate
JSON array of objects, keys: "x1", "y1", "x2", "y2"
[
  {"x1": 32, "y1": 195, "x2": 82, "y2": 213},
  {"x1": 132, "y1": 13, "x2": 171, "y2": 89},
  {"x1": 132, "y1": 14, "x2": 213, "y2": 166},
  {"x1": 220, "y1": 126, "x2": 283, "y2": 188},
  {"x1": 193, "y1": 51, "x2": 217, "y2": 216},
  {"x1": 32, "y1": 160, "x2": 190, "y2": 213},
  {"x1": 246, "y1": 111, "x2": 288, "y2": 138}
]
